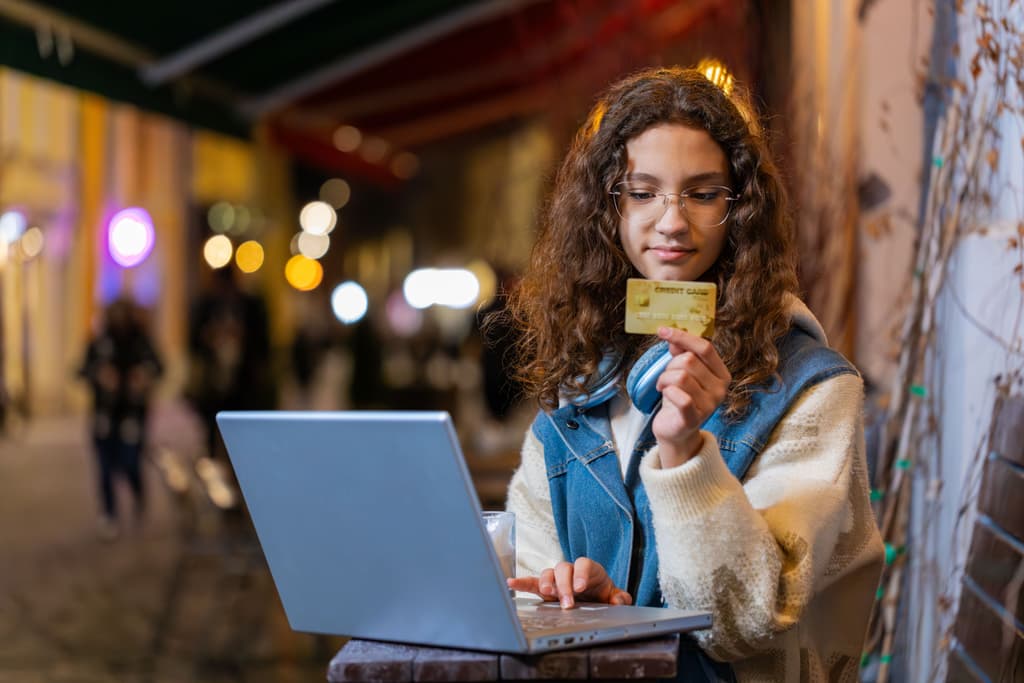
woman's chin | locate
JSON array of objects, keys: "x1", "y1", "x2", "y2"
[{"x1": 641, "y1": 263, "x2": 706, "y2": 282}]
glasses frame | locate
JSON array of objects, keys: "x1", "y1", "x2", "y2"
[{"x1": 608, "y1": 182, "x2": 739, "y2": 228}]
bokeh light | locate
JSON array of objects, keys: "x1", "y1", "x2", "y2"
[
  {"x1": 385, "y1": 290, "x2": 424, "y2": 337},
  {"x1": 235, "y1": 240, "x2": 264, "y2": 273},
  {"x1": 207, "y1": 201, "x2": 235, "y2": 233},
  {"x1": 402, "y1": 268, "x2": 480, "y2": 309},
  {"x1": 360, "y1": 136, "x2": 390, "y2": 163},
  {"x1": 203, "y1": 234, "x2": 233, "y2": 269},
  {"x1": 297, "y1": 231, "x2": 330, "y2": 259},
  {"x1": 0, "y1": 210, "x2": 27, "y2": 244},
  {"x1": 233, "y1": 205, "x2": 251, "y2": 234},
  {"x1": 108, "y1": 207, "x2": 156, "y2": 268},
  {"x1": 284, "y1": 254, "x2": 323, "y2": 291},
  {"x1": 331, "y1": 281, "x2": 369, "y2": 324},
  {"x1": 391, "y1": 152, "x2": 420, "y2": 179},
  {"x1": 19, "y1": 226, "x2": 44, "y2": 260},
  {"x1": 466, "y1": 259, "x2": 497, "y2": 307},
  {"x1": 299, "y1": 201, "x2": 337, "y2": 236},
  {"x1": 333, "y1": 125, "x2": 362, "y2": 152},
  {"x1": 319, "y1": 178, "x2": 351, "y2": 209}
]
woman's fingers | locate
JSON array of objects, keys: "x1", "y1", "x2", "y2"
[
  {"x1": 657, "y1": 352, "x2": 717, "y2": 395},
  {"x1": 657, "y1": 327, "x2": 731, "y2": 382},
  {"x1": 538, "y1": 567, "x2": 557, "y2": 600},
  {"x1": 554, "y1": 561, "x2": 576, "y2": 608},
  {"x1": 610, "y1": 588, "x2": 633, "y2": 605},
  {"x1": 506, "y1": 568, "x2": 559, "y2": 602},
  {"x1": 508, "y1": 560, "x2": 633, "y2": 609},
  {"x1": 506, "y1": 576, "x2": 540, "y2": 594}
]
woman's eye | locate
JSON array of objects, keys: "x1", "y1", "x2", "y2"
[
  {"x1": 627, "y1": 191, "x2": 656, "y2": 202},
  {"x1": 686, "y1": 189, "x2": 721, "y2": 203}
]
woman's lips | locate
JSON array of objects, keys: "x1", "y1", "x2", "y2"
[{"x1": 649, "y1": 246, "x2": 695, "y2": 261}]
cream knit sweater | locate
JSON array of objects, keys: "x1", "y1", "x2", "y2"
[{"x1": 506, "y1": 304, "x2": 884, "y2": 682}]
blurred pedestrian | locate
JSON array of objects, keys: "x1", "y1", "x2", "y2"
[
  {"x1": 79, "y1": 297, "x2": 162, "y2": 540},
  {"x1": 186, "y1": 266, "x2": 273, "y2": 508}
]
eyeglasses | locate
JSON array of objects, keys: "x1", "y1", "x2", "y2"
[{"x1": 609, "y1": 182, "x2": 738, "y2": 228}]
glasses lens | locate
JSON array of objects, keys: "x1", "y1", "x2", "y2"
[
  {"x1": 612, "y1": 183, "x2": 659, "y2": 223},
  {"x1": 611, "y1": 183, "x2": 733, "y2": 227},
  {"x1": 682, "y1": 187, "x2": 733, "y2": 227}
]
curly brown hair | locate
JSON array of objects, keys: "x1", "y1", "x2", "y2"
[{"x1": 504, "y1": 66, "x2": 799, "y2": 416}]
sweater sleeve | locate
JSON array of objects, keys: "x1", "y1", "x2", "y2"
[
  {"x1": 506, "y1": 430, "x2": 565, "y2": 578},
  {"x1": 639, "y1": 372, "x2": 882, "y2": 661}
]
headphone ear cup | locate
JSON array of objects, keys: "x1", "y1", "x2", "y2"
[
  {"x1": 626, "y1": 341, "x2": 672, "y2": 414},
  {"x1": 571, "y1": 354, "x2": 622, "y2": 410}
]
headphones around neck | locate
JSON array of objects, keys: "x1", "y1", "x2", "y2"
[{"x1": 571, "y1": 341, "x2": 672, "y2": 414}]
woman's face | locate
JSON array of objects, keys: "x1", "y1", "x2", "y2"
[{"x1": 617, "y1": 123, "x2": 731, "y2": 282}]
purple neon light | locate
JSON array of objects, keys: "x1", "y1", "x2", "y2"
[{"x1": 108, "y1": 207, "x2": 155, "y2": 268}]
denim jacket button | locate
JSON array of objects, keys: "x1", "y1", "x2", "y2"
[{"x1": 565, "y1": 419, "x2": 579, "y2": 430}]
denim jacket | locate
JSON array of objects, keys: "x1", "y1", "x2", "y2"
[{"x1": 529, "y1": 325, "x2": 857, "y2": 680}]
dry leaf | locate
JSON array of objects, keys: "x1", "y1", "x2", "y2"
[
  {"x1": 988, "y1": 148, "x2": 999, "y2": 170},
  {"x1": 1014, "y1": 263, "x2": 1023, "y2": 274},
  {"x1": 1010, "y1": 238, "x2": 1020, "y2": 249}
]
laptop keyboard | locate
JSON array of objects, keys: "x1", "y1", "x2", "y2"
[{"x1": 517, "y1": 604, "x2": 612, "y2": 632}]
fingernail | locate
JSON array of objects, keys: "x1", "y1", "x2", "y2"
[
  {"x1": 657, "y1": 327, "x2": 669, "y2": 338},
  {"x1": 573, "y1": 578, "x2": 585, "y2": 592},
  {"x1": 560, "y1": 596, "x2": 572, "y2": 608}
]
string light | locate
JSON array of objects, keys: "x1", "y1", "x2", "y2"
[{"x1": 696, "y1": 57, "x2": 735, "y2": 95}]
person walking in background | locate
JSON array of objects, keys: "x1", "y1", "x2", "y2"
[
  {"x1": 79, "y1": 297, "x2": 163, "y2": 540},
  {"x1": 186, "y1": 266, "x2": 273, "y2": 508}
]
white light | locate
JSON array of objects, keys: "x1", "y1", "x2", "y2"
[
  {"x1": 203, "y1": 234, "x2": 233, "y2": 269},
  {"x1": 299, "y1": 201, "x2": 337, "y2": 236},
  {"x1": 332, "y1": 281, "x2": 369, "y2": 324},
  {"x1": 0, "y1": 211, "x2": 28, "y2": 244},
  {"x1": 402, "y1": 268, "x2": 481, "y2": 309},
  {"x1": 403, "y1": 269, "x2": 436, "y2": 309},
  {"x1": 297, "y1": 231, "x2": 330, "y2": 259}
]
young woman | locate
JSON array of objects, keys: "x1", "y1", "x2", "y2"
[{"x1": 502, "y1": 67, "x2": 883, "y2": 682}]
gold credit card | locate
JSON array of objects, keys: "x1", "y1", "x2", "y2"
[{"x1": 625, "y1": 278, "x2": 717, "y2": 337}]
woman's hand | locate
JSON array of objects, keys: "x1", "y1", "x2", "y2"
[
  {"x1": 652, "y1": 326, "x2": 731, "y2": 468},
  {"x1": 506, "y1": 557, "x2": 632, "y2": 609}
]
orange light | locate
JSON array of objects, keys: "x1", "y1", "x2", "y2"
[
  {"x1": 285, "y1": 254, "x2": 323, "y2": 291},
  {"x1": 235, "y1": 240, "x2": 264, "y2": 273}
]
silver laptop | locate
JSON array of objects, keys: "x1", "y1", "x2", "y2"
[{"x1": 216, "y1": 411, "x2": 712, "y2": 653}]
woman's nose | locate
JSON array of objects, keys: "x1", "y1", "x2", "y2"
[{"x1": 655, "y1": 196, "x2": 689, "y2": 234}]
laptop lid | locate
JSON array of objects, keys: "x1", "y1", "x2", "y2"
[{"x1": 217, "y1": 410, "x2": 528, "y2": 652}]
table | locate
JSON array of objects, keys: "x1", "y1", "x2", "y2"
[{"x1": 328, "y1": 634, "x2": 683, "y2": 682}]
